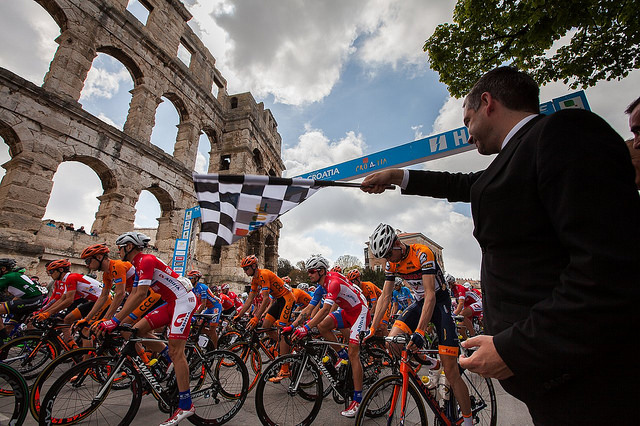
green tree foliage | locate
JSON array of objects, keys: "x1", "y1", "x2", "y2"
[
  {"x1": 362, "y1": 268, "x2": 386, "y2": 288},
  {"x1": 277, "y1": 257, "x2": 294, "y2": 278},
  {"x1": 424, "y1": 0, "x2": 640, "y2": 97},
  {"x1": 334, "y1": 255, "x2": 363, "y2": 271}
]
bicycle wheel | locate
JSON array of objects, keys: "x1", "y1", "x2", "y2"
[
  {"x1": 188, "y1": 349, "x2": 248, "y2": 425},
  {"x1": 462, "y1": 370, "x2": 497, "y2": 426},
  {"x1": 227, "y1": 341, "x2": 262, "y2": 392},
  {"x1": 217, "y1": 330, "x2": 241, "y2": 349},
  {"x1": 0, "y1": 335, "x2": 58, "y2": 381},
  {"x1": 354, "y1": 375, "x2": 428, "y2": 425},
  {"x1": 0, "y1": 363, "x2": 29, "y2": 426},
  {"x1": 39, "y1": 356, "x2": 142, "y2": 426},
  {"x1": 30, "y1": 347, "x2": 95, "y2": 422},
  {"x1": 255, "y1": 353, "x2": 323, "y2": 426}
]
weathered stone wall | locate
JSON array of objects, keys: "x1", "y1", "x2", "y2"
[{"x1": 0, "y1": 0, "x2": 285, "y2": 290}]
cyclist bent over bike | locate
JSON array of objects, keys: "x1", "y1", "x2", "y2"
[
  {"x1": 366, "y1": 223, "x2": 474, "y2": 426},
  {"x1": 98, "y1": 232, "x2": 197, "y2": 426}
]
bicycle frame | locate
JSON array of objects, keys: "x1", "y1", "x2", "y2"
[{"x1": 390, "y1": 346, "x2": 488, "y2": 425}]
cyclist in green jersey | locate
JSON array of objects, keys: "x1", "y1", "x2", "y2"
[{"x1": 0, "y1": 258, "x2": 47, "y2": 341}]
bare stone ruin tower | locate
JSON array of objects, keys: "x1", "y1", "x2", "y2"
[{"x1": 0, "y1": 0, "x2": 284, "y2": 287}]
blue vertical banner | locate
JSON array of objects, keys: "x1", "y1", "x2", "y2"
[{"x1": 171, "y1": 205, "x2": 200, "y2": 275}]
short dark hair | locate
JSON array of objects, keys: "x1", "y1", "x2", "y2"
[
  {"x1": 464, "y1": 66, "x2": 540, "y2": 114},
  {"x1": 625, "y1": 96, "x2": 640, "y2": 114}
]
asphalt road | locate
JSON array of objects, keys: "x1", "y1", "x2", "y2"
[{"x1": 18, "y1": 372, "x2": 533, "y2": 426}]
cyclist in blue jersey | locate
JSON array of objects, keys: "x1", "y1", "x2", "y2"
[
  {"x1": 390, "y1": 277, "x2": 413, "y2": 317},
  {"x1": 188, "y1": 270, "x2": 222, "y2": 348}
]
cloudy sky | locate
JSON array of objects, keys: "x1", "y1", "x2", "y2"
[{"x1": 1, "y1": 0, "x2": 639, "y2": 279}]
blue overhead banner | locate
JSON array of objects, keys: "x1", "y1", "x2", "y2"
[
  {"x1": 296, "y1": 91, "x2": 590, "y2": 182},
  {"x1": 296, "y1": 127, "x2": 473, "y2": 181}
]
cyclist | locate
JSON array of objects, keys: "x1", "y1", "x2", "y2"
[
  {"x1": 98, "y1": 232, "x2": 197, "y2": 425},
  {"x1": 347, "y1": 268, "x2": 390, "y2": 335},
  {"x1": 77, "y1": 244, "x2": 135, "y2": 335},
  {"x1": 390, "y1": 277, "x2": 414, "y2": 317},
  {"x1": 292, "y1": 255, "x2": 369, "y2": 418},
  {"x1": 0, "y1": 258, "x2": 47, "y2": 341},
  {"x1": 235, "y1": 254, "x2": 295, "y2": 381},
  {"x1": 452, "y1": 281, "x2": 483, "y2": 339},
  {"x1": 365, "y1": 223, "x2": 474, "y2": 426},
  {"x1": 188, "y1": 270, "x2": 222, "y2": 348},
  {"x1": 215, "y1": 285, "x2": 236, "y2": 317},
  {"x1": 221, "y1": 283, "x2": 242, "y2": 310},
  {"x1": 34, "y1": 259, "x2": 103, "y2": 349}
]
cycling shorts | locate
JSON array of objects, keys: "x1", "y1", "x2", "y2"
[
  {"x1": 330, "y1": 304, "x2": 371, "y2": 344},
  {"x1": 394, "y1": 298, "x2": 459, "y2": 357},
  {"x1": 467, "y1": 302, "x2": 483, "y2": 316},
  {"x1": 70, "y1": 295, "x2": 112, "y2": 322},
  {"x1": 145, "y1": 293, "x2": 197, "y2": 340},
  {"x1": 128, "y1": 291, "x2": 163, "y2": 322},
  {"x1": 265, "y1": 291, "x2": 295, "y2": 327},
  {"x1": 1, "y1": 294, "x2": 45, "y2": 316}
]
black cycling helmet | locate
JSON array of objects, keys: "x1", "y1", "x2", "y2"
[{"x1": 0, "y1": 258, "x2": 16, "y2": 275}]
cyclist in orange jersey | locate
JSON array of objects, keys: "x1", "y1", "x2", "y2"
[
  {"x1": 235, "y1": 255, "x2": 295, "y2": 382},
  {"x1": 366, "y1": 223, "x2": 474, "y2": 426}
]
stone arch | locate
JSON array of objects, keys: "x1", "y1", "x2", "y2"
[
  {"x1": 143, "y1": 183, "x2": 174, "y2": 220},
  {"x1": 253, "y1": 148, "x2": 263, "y2": 171},
  {"x1": 96, "y1": 46, "x2": 144, "y2": 86},
  {"x1": 163, "y1": 92, "x2": 190, "y2": 123},
  {"x1": 35, "y1": 0, "x2": 69, "y2": 33},
  {"x1": 60, "y1": 154, "x2": 117, "y2": 193},
  {"x1": 0, "y1": 120, "x2": 22, "y2": 158}
]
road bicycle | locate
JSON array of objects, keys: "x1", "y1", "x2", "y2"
[
  {"x1": 0, "y1": 362, "x2": 29, "y2": 426},
  {"x1": 226, "y1": 325, "x2": 283, "y2": 391},
  {"x1": 0, "y1": 317, "x2": 75, "y2": 383},
  {"x1": 28, "y1": 328, "x2": 126, "y2": 423},
  {"x1": 354, "y1": 335, "x2": 497, "y2": 425},
  {"x1": 39, "y1": 325, "x2": 250, "y2": 426},
  {"x1": 255, "y1": 332, "x2": 394, "y2": 425}
]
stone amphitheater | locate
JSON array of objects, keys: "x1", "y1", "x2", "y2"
[{"x1": 0, "y1": 0, "x2": 284, "y2": 291}]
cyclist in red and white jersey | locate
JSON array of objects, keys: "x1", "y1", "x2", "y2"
[
  {"x1": 451, "y1": 278, "x2": 483, "y2": 338},
  {"x1": 290, "y1": 255, "x2": 369, "y2": 418},
  {"x1": 34, "y1": 259, "x2": 103, "y2": 348},
  {"x1": 98, "y1": 232, "x2": 197, "y2": 426}
]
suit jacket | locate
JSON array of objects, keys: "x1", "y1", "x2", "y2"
[{"x1": 404, "y1": 109, "x2": 640, "y2": 424}]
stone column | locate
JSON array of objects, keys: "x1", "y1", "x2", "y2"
[
  {"x1": 172, "y1": 121, "x2": 200, "y2": 170},
  {"x1": 123, "y1": 84, "x2": 161, "y2": 144},
  {"x1": 42, "y1": 28, "x2": 96, "y2": 102},
  {"x1": 0, "y1": 153, "x2": 55, "y2": 256},
  {"x1": 93, "y1": 191, "x2": 138, "y2": 237},
  {"x1": 155, "y1": 214, "x2": 179, "y2": 252}
]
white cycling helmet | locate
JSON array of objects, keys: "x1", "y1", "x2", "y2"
[
  {"x1": 298, "y1": 283, "x2": 309, "y2": 290},
  {"x1": 116, "y1": 231, "x2": 151, "y2": 248},
  {"x1": 369, "y1": 223, "x2": 397, "y2": 258},
  {"x1": 445, "y1": 273, "x2": 456, "y2": 284},
  {"x1": 241, "y1": 292, "x2": 248, "y2": 300},
  {"x1": 463, "y1": 282, "x2": 471, "y2": 289},
  {"x1": 305, "y1": 255, "x2": 329, "y2": 271}
]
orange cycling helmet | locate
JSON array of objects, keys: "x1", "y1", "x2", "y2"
[
  {"x1": 331, "y1": 266, "x2": 342, "y2": 273},
  {"x1": 46, "y1": 259, "x2": 71, "y2": 271},
  {"x1": 187, "y1": 270, "x2": 202, "y2": 278},
  {"x1": 241, "y1": 255, "x2": 258, "y2": 268},
  {"x1": 346, "y1": 269, "x2": 361, "y2": 281},
  {"x1": 80, "y1": 243, "x2": 110, "y2": 259}
]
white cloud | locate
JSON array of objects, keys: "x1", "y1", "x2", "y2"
[
  {"x1": 194, "y1": 151, "x2": 208, "y2": 174},
  {"x1": 80, "y1": 67, "x2": 131, "y2": 101},
  {"x1": 0, "y1": 2, "x2": 59, "y2": 85},
  {"x1": 283, "y1": 127, "x2": 367, "y2": 177}
]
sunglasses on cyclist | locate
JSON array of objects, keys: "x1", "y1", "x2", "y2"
[
  {"x1": 307, "y1": 269, "x2": 319, "y2": 274},
  {"x1": 242, "y1": 266, "x2": 253, "y2": 271},
  {"x1": 84, "y1": 257, "x2": 96, "y2": 266},
  {"x1": 384, "y1": 247, "x2": 401, "y2": 259}
]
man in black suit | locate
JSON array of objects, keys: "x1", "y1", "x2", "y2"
[{"x1": 361, "y1": 67, "x2": 640, "y2": 424}]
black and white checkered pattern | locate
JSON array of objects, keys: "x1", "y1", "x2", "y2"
[{"x1": 193, "y1": 174, "x2": 321, "y2": 247}]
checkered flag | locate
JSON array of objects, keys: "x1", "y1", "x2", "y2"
[{"x1": 193, "y1": 174, "x2": 322, "y2": 247}]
